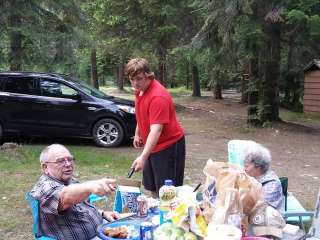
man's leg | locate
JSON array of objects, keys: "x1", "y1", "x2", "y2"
[{"x1": 175, "y1": 137, "x2": 186, "y2": 186}]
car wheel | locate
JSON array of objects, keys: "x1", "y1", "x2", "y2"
[{"x1": 92, "y1": 118, "x2": 124, "y2": 147}]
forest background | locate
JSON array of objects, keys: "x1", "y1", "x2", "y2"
[{"x1": 1, "y1": 0, "x2": 320, "y2": 125}]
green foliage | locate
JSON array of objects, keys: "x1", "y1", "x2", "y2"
[
  {"x1": 309, "y1": 15, "x2": 320, "y2": 37},
  {"x1": 286, "y1": 10, "x2": 308, "y2": 24},
  {"x1": 0, "y1": 0, "x2": 87, "y2": 74}
]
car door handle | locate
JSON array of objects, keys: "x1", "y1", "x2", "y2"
[{"x1": 88, "y1": 107, "x2": 97, "y2": 111}]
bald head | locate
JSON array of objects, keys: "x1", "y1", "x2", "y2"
[
  {"x1": 40, "y1": 144, "x2": 71, "y2": 164},
  {"x1": 40, "y1": 144, "x2": 74, "y2": 182}
]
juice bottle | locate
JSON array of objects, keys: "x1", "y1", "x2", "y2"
[{"x1": 159, "y1": 179, "x2": 176, "y2": 224}]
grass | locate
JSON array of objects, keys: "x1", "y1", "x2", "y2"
[
  {"x1": 280, "y1": 110, "x2": 320, "y2": 123},
  {"x1": 0, "y1": 144, "x2": 139, "y2": 240},
  {"x1": 168, "y1": 87, "x2": 192, "y2": 97}
]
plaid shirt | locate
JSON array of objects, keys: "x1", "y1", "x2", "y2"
[
  {"x1": 31, "y1": 174, "x2": 103, "y2": 240},
  {"x1": 259, "y1": 170, "x2": 285, "y2": 212}
]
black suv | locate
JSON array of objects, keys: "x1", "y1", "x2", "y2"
[{"x1": 0, "y1": 72, "x2": 136, "y2": 147}]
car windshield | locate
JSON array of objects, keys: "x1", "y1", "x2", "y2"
[
  {"x1": 77, "y1": 82, "x2": 108, "y2": 99},
  {"x1": 63, "y1": 75, "x2": 112, "y2": 99}
]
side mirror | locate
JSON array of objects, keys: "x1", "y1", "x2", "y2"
[{"x1": 72, "y1": 93, "x2": 82, "y2": 102}]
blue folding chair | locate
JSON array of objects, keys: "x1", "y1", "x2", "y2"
[
  {"x1": 25, "y1": 192, "x2": 56, "y2": 240},
  {"x1": 281, "y1": 178, "x2": 314, "y2": 233}
]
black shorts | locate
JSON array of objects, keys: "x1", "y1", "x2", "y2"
[{"x1": 142, "y1": 136, "x2": 185, "y2": 193}]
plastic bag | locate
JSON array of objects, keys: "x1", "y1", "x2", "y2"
[
  {"x1": 202, "y1": 159, "x2": 264, "y2": 234},
  {"x1": 170, "y1": 194, "x2": 207, "y2": 237}
]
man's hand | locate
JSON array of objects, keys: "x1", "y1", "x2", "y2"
[
  {"x1": 102, "y1": 211, "x2": 120, "y2": 222},
  {"x1": 133, "y1": 135, "x2": 143, "y2": 148},
  {"x1": 131, "y1": 155, "x2": 147, "y2": 172},
  {"x1": 89, "y1": 178, "x2": 117, "y2": 196}
]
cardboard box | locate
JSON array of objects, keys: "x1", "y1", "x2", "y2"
[{"x1": 114, "y1": 179, "x2": 141, "y2": 213}]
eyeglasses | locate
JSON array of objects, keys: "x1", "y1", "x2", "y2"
[{"x1": 46, "y1": 156, "x2": 75, "y2": 165}]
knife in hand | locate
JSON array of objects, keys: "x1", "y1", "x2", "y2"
[{"x1": 127, "y1": 167, "x2": 135, "y2": 178}]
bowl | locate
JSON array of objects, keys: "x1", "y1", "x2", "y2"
[{"x1": 97, "y1": 221, "x2": 140, "y2": 240}]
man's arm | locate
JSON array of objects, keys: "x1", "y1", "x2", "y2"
[
  {"x1": 58, "y1": 178, "x2": 116, "y2": 211},
  {"x1": 133, "y1": 125, "x2": 143, "y2": 148},
  {"x1": 131, "y1": 123, "x2": 163, "y2": 171}
]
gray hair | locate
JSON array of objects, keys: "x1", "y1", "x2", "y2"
[
  {"x1": 39, "y1": 144, "x2": 67, "y2": 164},
  {"x1": 243, "y1": 142, "x2": 272, "y2": 173}
]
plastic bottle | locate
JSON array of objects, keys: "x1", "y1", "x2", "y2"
[{"x1": 159, "y1": 179, "x2": 176, "y2": 224}]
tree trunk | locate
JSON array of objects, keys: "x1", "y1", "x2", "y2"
[
  {"x1": 191, "y1": 65, "x2": 201, "y2": 97},
  {"x1": 91, "y1": 48, "x2": 99, "y2": 89},
  {"x1": 8, "y1": 3, "x2": 23, "y2": 71},
  {"x1": 211, "y1": 69, "x2": 223, "y2": 99},
  {"x1": 247, "y1": 89, "x2": 260, "y2": 126},
  {"x1": 241, "y1": 74, "x2": 249, "y2": 103},
  {"x1": 186, "y1": 61, "x2": 190, "y2": 89},
  {"x1": 241, "y1": 62, "x2": 250, "y2": 103},
  {"x1": 117, "y1": 61, "x2": 124, "y2": 91},
  {"x1": 261, "y1": 22, "x2": 281, "y2": 123},
  {"x1": 284, "y1": 39, "x2": 294, "y2": 104},
  {"x1": 214, "y1": 83, "x2": 222, "y2": 99},
  {"x1": 158, "y1": 58, "x2": 166, "y2": 86},
  {"x1": 247, "y1": 50, "x2": 261, "y2": 126},
  {"x1": 158, "y1": 50, "x2": 166, "y2": 86}
]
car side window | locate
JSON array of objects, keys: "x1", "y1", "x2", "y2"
[
  {"x1": 3, "y1": 77, "x2": 38, "y2": 95},
  {"x1": 40, "y1": 79, "x2": 78, "y2": 98}
]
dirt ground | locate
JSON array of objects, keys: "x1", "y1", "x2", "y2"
[{"x1": 113, "y1": 90, "x2": 320, "y2": 209}]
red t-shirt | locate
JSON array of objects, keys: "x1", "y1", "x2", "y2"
[{"x1": 135, "y1": 79, "x2": 184, "y2": 153}]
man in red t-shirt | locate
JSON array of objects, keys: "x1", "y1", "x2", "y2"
[{"x1": 126, "y1": 58, "x2": 185, "y2": 196}]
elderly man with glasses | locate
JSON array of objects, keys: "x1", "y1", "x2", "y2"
[{"x1": 30, "y1": 144, "x2": 119, "y2": 240}]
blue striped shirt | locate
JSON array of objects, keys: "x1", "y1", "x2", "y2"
[{"x1": 259, "y1": 170, "x2": 285, "y2": 212}]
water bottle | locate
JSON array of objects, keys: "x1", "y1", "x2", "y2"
[{"x1": 159, "y1": 179, "x2": 176, "y2": 224}]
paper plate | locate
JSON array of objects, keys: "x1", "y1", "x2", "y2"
[{"x1": 97, "y1": 220, "x2": 140, "y2": 240}]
